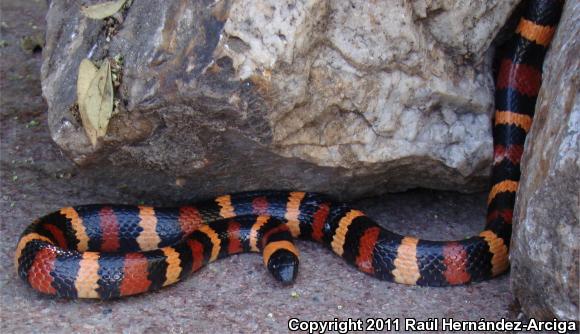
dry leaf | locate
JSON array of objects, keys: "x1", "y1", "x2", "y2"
[
  {"x1": 77, "y1": 59, "x2": 114, "y2": 146},
  {"x1": 81, "y1": 0, "x2": 128, "y2": 19},
  {"x1": 77, "y1": 59, "x2": 98, "y2": 106}
]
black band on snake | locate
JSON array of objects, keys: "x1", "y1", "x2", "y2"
[{"x1": 14, "y1": 0, "x2": 564, "y2": 299}]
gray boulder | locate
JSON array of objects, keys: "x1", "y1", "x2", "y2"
[
  {"x1": 41, "y1": 0, "x2": 520, "y2": 198},
  {"x1": 511, "y1": 0, "x2": 579, "y2": 321}
]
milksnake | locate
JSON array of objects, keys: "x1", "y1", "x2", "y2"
[{"x1": 15, "y1": 0, "x2": 564, "y2": 299}]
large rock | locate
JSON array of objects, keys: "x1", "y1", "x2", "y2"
[
  {"x1": 511, "y1": 1, "x2": 579, "y2": 321},
  {"x1": 41, "y1": 0, "x2": 520, "y2": 198}
]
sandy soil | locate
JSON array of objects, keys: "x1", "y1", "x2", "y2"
[{"x1": 0, "y1": 1, "x2": 519, "y2": 333}]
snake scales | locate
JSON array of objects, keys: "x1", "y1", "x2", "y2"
[{"x1": 15, "y1": 0, "x2": 564, "y2": 299}]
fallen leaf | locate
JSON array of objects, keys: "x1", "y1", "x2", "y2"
[
  {"x1": 81, "y1": 0, "x2": 128, "y2": 19},
  {"x1": 77, "y1": 59, "x2": 98, "y2": 107},
  {"x1": 78, "y1": 59, "x2": 114, "y2": 146}
]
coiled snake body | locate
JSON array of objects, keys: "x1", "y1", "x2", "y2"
[{"x1": 15, "y1": 0, "x2": 564, "y2": 299}]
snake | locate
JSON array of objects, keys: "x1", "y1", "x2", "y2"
[{"x1": 15, "y1": 0, "x2": 564, "y2": 299}]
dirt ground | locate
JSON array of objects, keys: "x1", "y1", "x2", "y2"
[{"x1": 1, "y1": 1, "x2": 520, "y2": 333}]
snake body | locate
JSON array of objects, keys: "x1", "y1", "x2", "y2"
[{"x1": 15, "y1": 0, "x2": 564, "y2": 299}]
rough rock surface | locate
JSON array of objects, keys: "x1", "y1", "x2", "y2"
[
  {"x1": 511, "y1": 1, "x2": 579, "y2": 321},
  {"x1": 42, "y1": 0, "x2": 521, "y2": 198}
]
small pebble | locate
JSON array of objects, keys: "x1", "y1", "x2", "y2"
[{"x1": 175, "y1": 178, "x2": 186, "y2": 187}]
